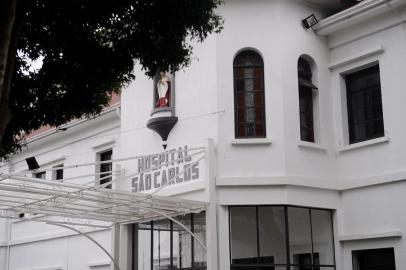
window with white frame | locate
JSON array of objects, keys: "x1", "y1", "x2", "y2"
[
  {"x1": 344, "y1": 64, "x2": 384, "y2": 144},
  {"x1": 34, "y1": 171, "x2": 46, "y2": 179},
  {"x1": 134, "y1": 212, "x2": 206, "y2": 270},
  {"x1": 233, "y1": 50, "x2": 266, "y2": 138},
  {"x1": 229, "y1": 206, "x2": 335, "y2": 270},
  {"x1": 98, "y1": 150, "x2": 112, "y2": 189},
  {"x1": 352, "y1": 248, "x2": 396, "y2": 270},
  {"x1": 52, "y1": 164, "x2": 64, "y2": 181}
]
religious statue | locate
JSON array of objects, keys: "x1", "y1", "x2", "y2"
[{"x1": 156, "y1": 71, "x2": 171, "y2": 108}]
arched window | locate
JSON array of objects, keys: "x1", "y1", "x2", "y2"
[
  {"x1": 233, "y1": 50, "x2": 266, "y2": 138},
  {"x1": 298, "y1": 57, "x2": 318, "y2": 142}
]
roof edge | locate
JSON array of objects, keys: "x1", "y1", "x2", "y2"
[{"x1": 314, "y1": 0, "x2": 405, "y2": 35}]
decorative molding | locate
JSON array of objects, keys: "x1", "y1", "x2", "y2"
[
  {"x1": 328, "y1": 46, "x2": 385, "y2": 70},
  {"x1": 150, "y1": 107, "x2": 172, "y2": 116},
  {"x1": 88, "y1": 261, "x2": 111, "y2": 268},
  {"x1": 216, "y1": 176, "x2": 338, "y2": 190},
  {"x1": 216, "y1": 170, "x2": 406, "y2": 192},
  {"x1": 314, "y1": 0, "x2": 404, "y2": 35},
  {"x1": 32, "y1": 266, "x2": 64, "y2": 270},
  {"x1": 339, "y1": 230, "x2": 402, "y2": 242},
  {"x1": 91, "y1": 139, "x2": 116, "y2": 150},
  {"x1": 230, "y1": 138, "x2": 272, "y2": 146},
  {"x1": 337, "y1": 135, "x2": 390, "y2": 153},
  {"x1": 297, "y1": 141, "x2": 328, "y2": 152},
  {"x1": 39, "y1": 156, "x2": 67, "y2": 167}
]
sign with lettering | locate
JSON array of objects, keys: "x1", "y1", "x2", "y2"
[{"x1": 132, "y1": 146, "x2": 201, "y2": 192}]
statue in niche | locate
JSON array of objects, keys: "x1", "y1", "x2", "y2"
[{"x1": 156, "y1": 71, "x2": 171, "y2": 108}]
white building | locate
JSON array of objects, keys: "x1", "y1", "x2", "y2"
[{"x1": 2, "y1": 0, "x2": 406, "y2": 269}]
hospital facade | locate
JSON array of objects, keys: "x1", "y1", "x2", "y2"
[{"x1": 2, "y1": 0, "x2": 406, "y2": 270}]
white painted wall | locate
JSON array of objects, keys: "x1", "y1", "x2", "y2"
[
  {"x1": 0, "y1": 109, "x2": 120, "y2": 270},
  {"x1": 2, "y1": 1, "x2": 406, "y2": 270}
]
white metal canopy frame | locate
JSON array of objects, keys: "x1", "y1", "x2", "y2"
[{"x1": 0, "y1": 146, "x2": 208, "y2": 270}]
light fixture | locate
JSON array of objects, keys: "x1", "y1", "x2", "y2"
[
  {"x1": 57, "y1": 126, "x2": 68, "y2": 132},
  {"x1": 302, "y1": 14, "x2": 318, "y2": 29},
  {"x1": 25, "y1": 156, "x2": 40, "y2": 170}
]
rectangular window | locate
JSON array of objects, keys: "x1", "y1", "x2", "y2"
[
  {"x1": 229, "y1": 206, "x2": 335, "y2": 270},
  {"x1": 352, "y1": 248, "x2": 396, "y2": 270},
  {"x1": 135, "y1": 212, "x2": 206, "y2": 270},
  {"x1": 52, "y1": 164, "x2": 64, "y2": 181},
  {"x1": 99, "y1": 150, "x2": 112, "y2": 189},
  {"x1": 346, "y1": 65, "x2": 384, "y2": 144},
  {"x1": 34, "y1": 171, "x2": 46, "y2": 179}
]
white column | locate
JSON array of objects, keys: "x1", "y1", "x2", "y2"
[
  {"x1": 205, "y1": 138, "x2": 219, "y2": 270},
  {"x1": 110, "y1": 224, "x2": 120, "y2": 270},
  {"x1": 119, "y1": 225, "x2": 133, "y2": 270}
]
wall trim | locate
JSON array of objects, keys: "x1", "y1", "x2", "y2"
[
  {"x1": 91, "y1": 139, "x2": 116, "y2": 150},
  {"x1": 88, "y1": 261, "x2": 111, "y2": 268},
  {"x1": 32, "y1": 266, "x2": 64, "y2": 270},
  {"x1": 216, "y1": 172, "x2": 406, "y2": 192},
  {"x1": 314, "y1": 0, "x2": 404, "y2": 35},
  {"x1": 0, "y1": 227, "x2": 109, "y2": 247},
  {"x1": 230, "y1": 138, "x2": 272, "y2": 146},
  {"x1": 337, "y1": 135, "x2": 390, "y2": 153},
  {"x1": 339, "y1": 230, "x2": 402, "y2": 242},
  {"x1": 328, "y1": 46, "x2": 385, "y2": 70}
]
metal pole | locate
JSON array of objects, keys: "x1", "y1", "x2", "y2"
[{"x1": 48, "y1": 223, "x2": 121, "y2": 270}]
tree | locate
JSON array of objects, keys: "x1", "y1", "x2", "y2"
[{"x1": 0, "y1": 0, "x2": 222, "y2": 158}]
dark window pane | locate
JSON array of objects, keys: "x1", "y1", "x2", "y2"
[
  {"x1": 231, "y1": 267, "x2": 287, "y2": 270},
  {"x1": 255, "y1": 107, "x2": 264, "y2": 122},
  {"x1": 236, "y1": 124, "x2": 245, "y2": 137},
  {"x1": 255, "y1": 91, "x2": 264, "y2": 106},
  {"x1": 56, "y1": 169, "x2": 63, "y2": 180},
  {"x1": 53, "y1": 164, "x2": 64, "y2": 181},
  {"x1": 99, "y1": 150, "x2": 112, "y2": 189},
  {"x1": 256, "y1": 123, "x2": 265, "y2": 137},
  {"x1": 288, "y1": 207, "x2": 312, "y2": 265},
  {"x1": 34, "y1": 171, "x2": 46, "y2": 179},
  {"x1": 138, "y1": 228, "x2": 152, "y2": 270},
  {"x1": 352, "y1": 248, "x2": 396, "y2": 270},
  {"x1": 235, "y1": 79, "x2": 245, "y2": 91},
  {"x1": 311, "y1": 210, "x2": 335, "y2": 266},
  {"x1": 346, "y1": 65, "x2": 384, "y2": 143},
  {"x1": 230, "y1": 207, "x2": 258, "y2": 265},
  {"x1": 298, "y1": 57, "x2": 315, "y2": 143},
  {"x1": 246, "y1": 123, "x2": 256, "y2": 137},
  {"x1": 153, "y1": 220, "x2": 171, "y2": 270},
  {"x1": 233, "y1": 51, "x2": 264, "y2": 67},
  {"x1": 234, "y1": 50, "x2": 266, "y2": 138},
  {"x1": 193, "y1": 212, "x2": 207, "y2": 268},
  {"x1": 258, "y1": 207, "x2": 287, "y2": 264},
  {"x1": 298, "y1": 86, "x2": 314, "y2": 142},
  {"x1": 173, "y1": 215, "x2": 192, "y2": 269}
]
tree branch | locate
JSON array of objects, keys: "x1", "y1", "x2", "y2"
[
  {"x1": 0, "y1": 0, "x2": 27, "y2": 145},
  {"x1": 0, "y1": 0, "x2": 17, "y2": 101}
]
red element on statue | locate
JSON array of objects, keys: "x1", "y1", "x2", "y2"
[
  {"x1": 156, "y1": 72, "x2": 171, "y2": 108},
  {"x1": 156, "y1": 94, "x2": 170, "y2": 107}
]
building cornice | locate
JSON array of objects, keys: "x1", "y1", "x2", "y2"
[
  {"x1": 314, "y1": 0, "x2": 406, "y2": 35},
  {"x1": 25, "y1": 103, "x2": 121, "y2": 144}
]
